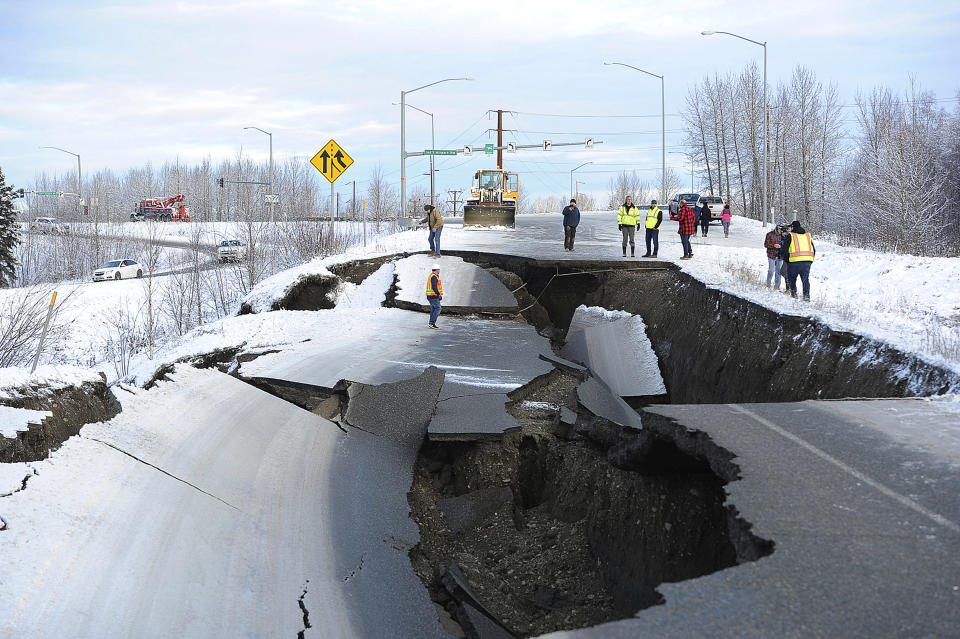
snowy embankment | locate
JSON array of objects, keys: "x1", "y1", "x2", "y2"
[{"x1": 667, "y1": 214, "x2": 960, "y2": 377}]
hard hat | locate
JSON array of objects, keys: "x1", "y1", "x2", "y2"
[{"x1": 432, "y1": 263, "x2": 441, "y2": 270}]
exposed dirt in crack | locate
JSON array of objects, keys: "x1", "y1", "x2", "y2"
[
  {"x1": 0, "y1": 376, "x2": 120, "y2": 463},
  {"x1": 297, "y1": 579, "x2": 312, "y2": 639},
  {"x1": 408, "y1": 364, "x2": 773, "y2": 637},
  {"x1": 0, "y1": 465, "x2": 38, "y2": 498}
]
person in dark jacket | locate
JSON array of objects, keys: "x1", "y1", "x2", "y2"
[
  {"x1": 699, "y1": 203, "x2": 711, "y2": 236},
  {"x1": 562, "y1": 199, "x2": 580, "y2": 251},
  {"x1": 677, "y1": 200, "x2": 696, "y2": 259},
  {"x1": 782, "y1": 220, "x2": 816, "y2": 300}
]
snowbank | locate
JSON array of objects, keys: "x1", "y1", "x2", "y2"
[
  {"x1": 0, "y1": 365, "x2": 104, "y2": 400},
  {"x1": 0, "y1": 406, "x2": 52, "y2": 439}
]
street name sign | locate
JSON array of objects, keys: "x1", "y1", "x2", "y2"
[
  {"x1": 311, "y1": 139, "x2": 354, "y2": 183},
  {"x1": 424, "y1": 149, "x2": 457, "y2": 156}
]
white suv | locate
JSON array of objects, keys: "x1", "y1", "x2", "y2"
[
  {"x1": 217, "y1": 239, "x2": 246, "y2": 263},
  {"x1": 30, "y1": 217, "x2": 71, "y2": 234}
]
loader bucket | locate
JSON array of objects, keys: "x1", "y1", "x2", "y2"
[{"x1": 462, "y1": 205, "x2": 516, "y2": 229}]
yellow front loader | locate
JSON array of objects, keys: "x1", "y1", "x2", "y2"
[{"x1": 463, "y1": 169, "x2": 518, "y2": 228}]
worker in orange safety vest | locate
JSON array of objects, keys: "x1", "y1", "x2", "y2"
[{"x1": 425, "y1": 263, "x2": 443, "y2": 328}]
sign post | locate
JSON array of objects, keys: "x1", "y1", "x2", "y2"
[
  {"x1": 30, "y1": 291, "x2": 57, "y2": 374},
  {"x1": 310, "y1": 139, "x2": 354, "y2": 233}
]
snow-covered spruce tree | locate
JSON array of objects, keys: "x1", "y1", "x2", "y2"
[{"x1": 0, "y1": 167, "x2": 23, "y2": 287}]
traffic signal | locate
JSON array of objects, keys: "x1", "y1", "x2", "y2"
[
  {"x1": 14, "y1": 188, "x2": 25, "y2": 198},
  {"x1": 217, "y1": 178, "x2": 225, "y2": 188}
]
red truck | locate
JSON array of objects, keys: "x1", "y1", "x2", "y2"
[{"x1": 131, "y1": 194, "x2": 191, "y2": 222}]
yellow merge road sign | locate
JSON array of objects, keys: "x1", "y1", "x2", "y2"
[{"x1": 311, "y1": 139, "x2": 354, "y2": 183}]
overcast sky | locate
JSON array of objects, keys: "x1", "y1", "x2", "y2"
[{"x1": 2, "y1": 0, "x2": 958, "y2": 203}]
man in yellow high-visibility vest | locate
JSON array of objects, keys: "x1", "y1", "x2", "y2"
[
  {"x1": 616, "y1": 195, "x2": 641, "y2": 258},
  {"x1": 425, "y1": 263, "x2": 443, "y2": 328},
  {"x1": 783, "y1": 220, "x2": 816, "y2": 301},
  {"x1": 641, "y1": 199, "x2": 663, "y2": 258}
]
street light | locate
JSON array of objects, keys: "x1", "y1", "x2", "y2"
[
  {"x1": 702, "y1": 29, "x2": 768, "y2": 227},
  {"x1": 39, "y1": 146, "x2": 81, "y2": 215},
  {"x1": 604, "y1": 62, "x2": 665, "y2": 204},
  {"x1": 243, "y1": 126, "x2": 274, "y2": 222},
  {"x1": 393, "y1": 102, "x2": 436, "y2": 208},
  {"x1": 401, "y1": 77, "x2": 473, "y2": 217},
  {"x1": 570, "y1": 161, "x2": 593, "y2": 201},
  {"x1": 669, "y1": 151, "x2": 694, "y2": 191}
]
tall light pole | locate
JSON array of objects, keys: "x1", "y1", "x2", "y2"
[
  {"x1": 669, "y1": 151, "x2": 694, "y2": 191},
  {"x1": 401, "y1": 77, "x2": 473, "y2": 218},
  {"x1": 604, "y1": 62, "x2": 665, "y2": 204},
  {"x1": 243, "y1": 126, "x2": 274, "y2": 223},
  {"x1": 570, "y1": 161, "x2": 593, "y2": 200},
  {"x1": 394, "y1": 102, "x2": 436, "y2": 208},
  {"x1": 40, "y1": 146, "x2": 81, "y2": 215},
  {"x1": 702, "y1": 30, "x2": 767, "y2": 227}
]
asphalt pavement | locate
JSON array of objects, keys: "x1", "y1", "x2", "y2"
[{"x1": 548, "y1": 399, "x2": 960, "y2": 639}]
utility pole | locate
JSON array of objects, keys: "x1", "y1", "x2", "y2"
[
  {"x1": 447, "y1": 189, "x2": 463, "y2": 216},
  {"x1": 497, "y1": 109, "x2": 503, "y2": 169},
  {"x1": 352, "y1": 180, "x2": 356, "y2": 219},
  {"x1": 487, "y1": 109, "x2": 516, "y2": 169}
]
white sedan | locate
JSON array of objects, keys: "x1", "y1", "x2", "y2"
[{"x1": 93, "y1": 259, "x2": 143, "y2": 281}]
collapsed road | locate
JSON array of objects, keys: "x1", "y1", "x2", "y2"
[{"x1": 1, "y1": 215, "x2": 958, "y2": 638}]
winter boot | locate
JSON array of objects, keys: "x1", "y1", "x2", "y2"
[
  {"x1": 651, "y1": 252, "x2": 657, "y2": 258},
  {"x1": 631, "y1": 248, "x2": 636, "y2": 257}
]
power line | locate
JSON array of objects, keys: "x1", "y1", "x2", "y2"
[
  {"x1": 514, "y1": 110, "x2": 682, "y2": 118},
  {"x1": 514, "y1": 129, "x2": 684, "y2": 136}
]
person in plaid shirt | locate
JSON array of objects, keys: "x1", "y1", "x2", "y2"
[
  {"x1": 677, "y1": 200, "x2": 696, "y2": 259},
  {"x1": 764, "y1": 225, "x2": 786, "y2": 289}
]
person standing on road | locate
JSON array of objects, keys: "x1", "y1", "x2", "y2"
[
  {"x1": 617, "y1": 195, "x2": 641, "y2": 257},
  {"x1": 699, "y1": 202, "x2": 711, "y2": 237},
  {"x1": 417, "y1": 205, "x2": 444, "y2": 257},
  {"x1": 642, "y1": 199, "x2": 662, "y2": 258},
  {"x1": 764, "y1": 225, "x2": 785, "y2": 289},
  {"x1": 721, "y1": 204, "x2": 732, "y2": 238},
  {"x1": 562, "y1": 198, "x2": 580, "y2": 251},
  {"x1": 425, "y1": 263, "x2": 443, "y2": 328},
  {"x1": 783, "y1": 220, "x2": 816, "y2": 301},
  {"x1": 678, "y1": 200, "x2": 696, "y2": 259}
]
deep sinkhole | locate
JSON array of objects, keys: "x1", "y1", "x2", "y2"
[{"x1": 406, "y1": 364, "x2": 773, "y2": 638}]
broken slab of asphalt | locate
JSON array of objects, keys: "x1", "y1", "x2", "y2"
[
  {"x1": 0, "y1": 366, "x2": 450, "y2": 638},
  {"x1": 235, "y1": 309, "x2": 557, "y2": 441},
  {"x1": 392, "y1": 254, "x2": 520, "y2": 316}
]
